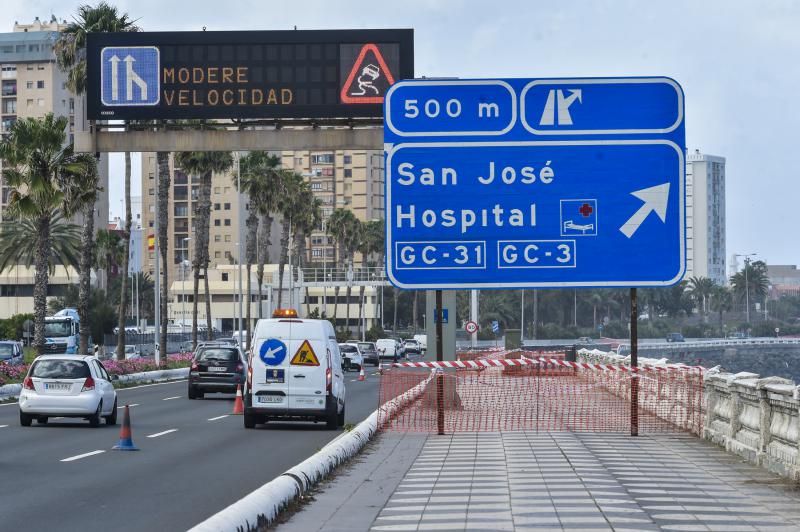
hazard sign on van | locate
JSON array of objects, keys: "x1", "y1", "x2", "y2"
[
  {"x1": 340, "y1": 43, "x2": 398, "y2": 104},
  {"x1": 291, "y1": 340, "x2": 320, "y2": 366}
]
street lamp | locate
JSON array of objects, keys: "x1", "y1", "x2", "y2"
[
  {"x1": 182, "y1": 237, "x2": 190, "y2": 334},
  {"x1": 734, "y1": 253, "x2": 757, "y2": 324}
]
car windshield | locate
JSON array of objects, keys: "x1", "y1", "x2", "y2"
[
  {"x1": 358, "y1": 343, "x2": 374, "y2": 351},
  {"x1": 31, "y1": 359, "x2": 90, "y2": 379},
  {"x1": 339, "y1": 345, "x2": 357, "y2": 353},
  {"x1": 0, "y1": 344, "x2": 14, "y2": 359},
  {"x1": 196, "y1": 348, "x2": 238, "y2": 362},
  {"x1": 44, "y1": 321, "x2": 71, "y2": 338}
]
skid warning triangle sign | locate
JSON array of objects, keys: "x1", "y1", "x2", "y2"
[
  {"x1": 340, "y1": 43, "x2": 396, "y2": 104},
  {"x1": 291, "y1": 340, "x2": 320, "y2": 366}
]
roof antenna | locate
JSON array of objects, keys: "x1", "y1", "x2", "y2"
[
  {"x1": 202, "y1": 26, "x2": 207, "y2": 31},
  {"x1": 294, "y1": 25, "x2": 297, "y2": 30}
]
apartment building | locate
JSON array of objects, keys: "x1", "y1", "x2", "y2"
[
  {"x1": 0, "y1": 17, "x2": 109, "y2": 315},
  {"x1": 685, "y1": 150, "x2": 726, "y2": 285},
  {"x1": 280, "y1": 149, "x2": 384, "y2": 264}
]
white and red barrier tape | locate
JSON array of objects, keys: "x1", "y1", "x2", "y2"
[{"x1": 389, "y1": 357, "x2": 704, "y2": 373}]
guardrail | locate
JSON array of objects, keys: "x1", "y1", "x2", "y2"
[{"x1": 620, "y1": 338, "x2": 800, "y2": 350}]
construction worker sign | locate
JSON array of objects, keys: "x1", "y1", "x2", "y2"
[
  {"x1": 340, "y1": 43, "x2": 398, "y2": 104},
  {"x1": 291, "y1": 340, "x2": 320, "y2": 366}
]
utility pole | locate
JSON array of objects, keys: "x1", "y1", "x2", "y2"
[
  {"x1": 153, "y1": 162, "x2": 161, "y2": 366},
  {"x1": 735, "y1": 253, "x2": 757, "y2": 324},
  {"x1": 236, "y1": 152, "x2": 243, "y2": 333}
]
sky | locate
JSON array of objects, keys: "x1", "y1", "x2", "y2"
[{"x1": 2, "y1": 0, "x2": 798, "y2": 267}]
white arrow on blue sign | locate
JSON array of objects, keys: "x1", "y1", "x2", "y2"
[
  {"x1": 100, "y1": 46, "x2": 160, "y2": 106},
  {"x1": 384, "y1": 77, "x2": 685, "y2": 290}
]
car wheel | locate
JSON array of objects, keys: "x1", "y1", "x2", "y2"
[
  {"x1": 188, "y1": 386, "x2": 197, "y2": 400},
  {"x1": 37, "y1": 417, "x2": 48, "y2": 425},
  {"x1": 19, "y1": 411, "x2": 32, "y2": 427},
  {"x1": 89, "y1": 401, "x2": 102, "y2": 427},
  {"x1": 243, "y1": 410, "x2": 256, "y2": 429},
  {"x1": 105, "y1": 398, "x2": 118, "y2": 425},
  {"x1": 337, "y1": 403, "x2": 345, "y2": 427}
]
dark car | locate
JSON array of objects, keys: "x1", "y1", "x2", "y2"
[
  {"x1": 0, "y1": 341, "x2": 24, "y2": 365},
  {"x1": 357, "y1": 342, "x2": 379, "y2": 366},
  {"x1": 665, "y1": 332, "x2": 685, "y2": 343},
  {"x1": 188, "y1": 343, "x2": 246, "y2": 399}
]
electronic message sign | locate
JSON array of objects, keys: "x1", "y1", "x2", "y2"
[
  {"x1": 86, "y1": 29, "x2": 413, "y2": 120},
  {"x1": 384, "y1": 78, "x2": 685, "y2": 290}
]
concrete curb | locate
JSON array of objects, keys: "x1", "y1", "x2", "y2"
[
  {"x1": 0, "y1": 367, "x2": 190, "y2": 401},
  {"x1": 189, "y1": 370, "x2": 435, "y2": 532}
]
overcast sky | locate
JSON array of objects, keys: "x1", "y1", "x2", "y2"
[{"x1": 3, "y1": 0, "x2": 798, "y2": 268}]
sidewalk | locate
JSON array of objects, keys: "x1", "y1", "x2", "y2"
[{"x1": 279, "y1": 431, "x2": 800, "y2": 532}]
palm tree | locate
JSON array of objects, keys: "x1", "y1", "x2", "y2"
[
  {"x1": 251, "y1": 155, "x2": 283, "y2": 319},
  {"x1": 710, "y1": 284, "x2": 733, "y2": 329},
  {"x1": 356, "y1": 219, "x2": 384, "y2": 338},
  {"x1": 326, "y1": 209, "x2": 360, "y2": 330},
  {"x1": 55, "y1": 1, "x2": 139, "y2": 357},
  {"x1": 93, "y1": 229, "x2": 125, "y2": 275},
  {"x1": 291, "y1": 187, "x2": 322, "y2": 317},
  {"x1": 0, "y1": 114, "x2": 95, "y2": 355},
  {"x1": 275, "y1": 171, "x2": 304, "y2": 309},
  {"x1": 730, "y1": 260, "x2": 768, "y2": 319},
  {"x1": 0, "y1": 214, "x2": 82, "y2": 274},
  {"x1": 175, "y1": 151, "x2": 233, "y2": 344},
  {"x1": 686, "y1": 276, "x2": 714, "y2": 320},
  {"x1": 237, "y1": 152, "x2": 280, "y2": 342},
  {"x1": 155, "y1": 150, "x2": 171, "y2": 360}
]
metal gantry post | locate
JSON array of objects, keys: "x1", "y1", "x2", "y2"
[
  {"x1": 630, "y1": 287, "x2": 638, "y2": 437},
  {"x1": 236, "y1": 153, "x2": 244, "y2": 333},
  {"x1": 153, "y1": 161, "x2": 161, "y2": 366},
  {"x1": 436, "y1": 289, "x2": 444, "y2": 435}
]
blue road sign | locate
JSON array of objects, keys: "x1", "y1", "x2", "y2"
[
  {"x1": 433, "y1": 308, "x2": 449, "y2": 324},
  {"x1": 259, "y1": 338, "x2": 287, "y2": 367},
  {"x1": 492, "y1": 321, "x2": 500, "y2": 333},
  {"x1": 384, "y1": 78, "x2": 685, "y2": 289},
  {"x1": 101, "y1": 46, "x2": 160, "y2": 106}
]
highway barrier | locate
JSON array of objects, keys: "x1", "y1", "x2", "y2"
[
  {"x1": 378, "y1": 352, "x2": 705, "y2": 434},
  {"x1": 189, "y1": 371, "x2": 435, "y2": 532}
]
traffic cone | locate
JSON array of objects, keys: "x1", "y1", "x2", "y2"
[
  {"x1": 232, "y1": 384, "x2": 244, "y2": 415},
  {"x1": 112, "y1": 405, "x2": 139, "y2": 451},
  {"x1": 358, "y1": 366, "x2": 366, "y2": 381}
]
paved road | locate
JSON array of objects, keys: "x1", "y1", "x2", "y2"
[{"x1": 0, "y1": 369, "x2": 381, "y2": 532}]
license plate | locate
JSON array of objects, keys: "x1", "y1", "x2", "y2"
[
  {"x1": 45, "y1": 383, "x2": 70, "y2": 390},
  {"x1": 257, "y1": 395, "x2": 283, "y2": 404},
  {"x1": 265, "y1": 369, "x2": 285, "y2": 383},
  {"x1": 208, "y1": 366, "x2": 226, "y2": 372}
]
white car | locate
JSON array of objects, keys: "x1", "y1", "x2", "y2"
[
  {"x1": 339, "y1": 343, "x2": 363, "y2": 371},
  {"x1": 19, "y1": 355, "x2": 118, "y2": 427}
]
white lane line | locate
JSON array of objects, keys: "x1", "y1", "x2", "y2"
[
  {"x1": 117, "y1": 379, "x2": 187, "y2": 392},
  {"x1": 118, "y1": 403, "x2": 140, "y2": 409},
  {"x1": 0, "y1": 424, "x2": 8, "y2": 428},
  {"x1": 52, "y1": 417, "x2": 64, "y2": 420},
  {"x1": 208, "y1": 414, "x2": 229, "y2": 421},
  {"x1": 147, "y1": 429, "x2": 178, "y2": 438},
  {"x1": 162, "y1": 396, "x2": 180, "y2": 401},
  {"x1": 61, "y1": 450, "x2": 105, "y2": 462}
]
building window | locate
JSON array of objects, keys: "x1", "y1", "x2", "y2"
[
  {"x1": 148, "y1": 221, "x2": 154, "y2": 227},
  {"x1": 214, "y1": 219, "x2": 221, "y2": 227},
  {"x1": 312, "y1": 153, "x2": 334, "y2": 164},
  {"x1": 224, "y1": 235, "x2": 231, "y2": 242},
  {"x1": 224, "y1": 251, "x2": 232, "y2": 259},
  {"x1": 344, "y1": 169, "x2": 352, "y2": 178},
  {"x1": 224, "y1": 202, "x2": 230, "y2": 210},
  {"x1": 311, "y1": 182, "x2": 322, "y2": 190},
  {"x1": 37, "y1": 65, "x2": 45, "y2": 70},
  {"x1": 344, "y1": 155, "x2": 352, "y2": 164},
  {"x1": 215, "y1": 251, "x2": 221, "y2": 258},
  {"x1": 37, "y1": 80, "x2": 44, "y2": 89},
  {"x1": 224, "y1": 219, "x2": 231, "y2": 226},
  {"x1": 224, "y1": 187, "x2": 231, "y2": 194},
  {"x1": 214, "y1": 187, "x2": 220, "y2": 194},
  {"x1": 214, "y1": 203, "x2": 220, "y2": 210},
  {"x1": 26, "y1": 81, "x2": 33, "y2": 89},
  {"x1": 214, "y1": 235, "x2": 221, "y2": 242},
  {"x1": 37, "y1": 98, "x2": 44, "y2": 107},
  {"x1": 221, "y1": 273, "x2": 229, "y2": 281},
  {"x1": 148, "y1": 188, "x2": 154, "y2": 195}
]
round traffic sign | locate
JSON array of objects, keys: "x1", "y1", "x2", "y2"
[
  {"x1": 465, "y1": 321, "x2": 479, "y2": 334},
  {"x1": 259, "y1": 338, "x2": 288, "y2": 366}
]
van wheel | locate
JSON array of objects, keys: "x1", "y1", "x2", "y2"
[
  {"x1": 244, "y1": 411, "x2": 256, "y2": 429},
  {"x1": 326, "y1": 399, "x2": 338, "y2": 430},
  {"x1": 188, "y1": 386, "x2": 197, "y2": 399},
  {"x1": 337, "y1": 403, "x2": 345, "y2": 427}
]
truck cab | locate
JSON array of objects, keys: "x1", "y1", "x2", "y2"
[{"x1": 43, "y1": 308, "x2": 80, "y2": 354}]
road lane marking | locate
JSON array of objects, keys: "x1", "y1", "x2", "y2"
[
  {"x1": 117, "y1": 379, "x2": 187, "y2": 391},
  {"x1": 61, "y1": 450, "x2": 105, "y2": 462},
  {"x1": 118, "y1": 403, "x2": 140, "y2": 409},
  {"x1": 0, "y1": 424, "x2": 8, "y2": 428},
  {"x1": 208, "y1": 415, "x2": 229, "y2": 421},
  {"x1": 162, "y1": 396, "x2": 180, "y2": 401},
  {"x1": 52, "y1": 417, "x2": 64, "y2": 420},
  {"x1": 147, "y1": 429, "x2": 178, "y2": 438}
]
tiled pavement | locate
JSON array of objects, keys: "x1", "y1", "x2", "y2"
[{"x1": 370, "y1": 432, "x2": 800, "y2": 531}]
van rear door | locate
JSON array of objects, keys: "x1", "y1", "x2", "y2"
[{"x1": 283, "y1": 322, "x2": 328, "y2": 413}]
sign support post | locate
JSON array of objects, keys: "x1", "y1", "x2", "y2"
[
  {"x1": 630, "y1": 287, "x2": 638, "y2": 437},
  {"x1": 436, "y1": 289, "x2": 444, "y2": 435}
]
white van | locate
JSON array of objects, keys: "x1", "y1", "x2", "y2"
[{"x1": 245, "y1": 311, "x2": 345, "y2": 429}]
